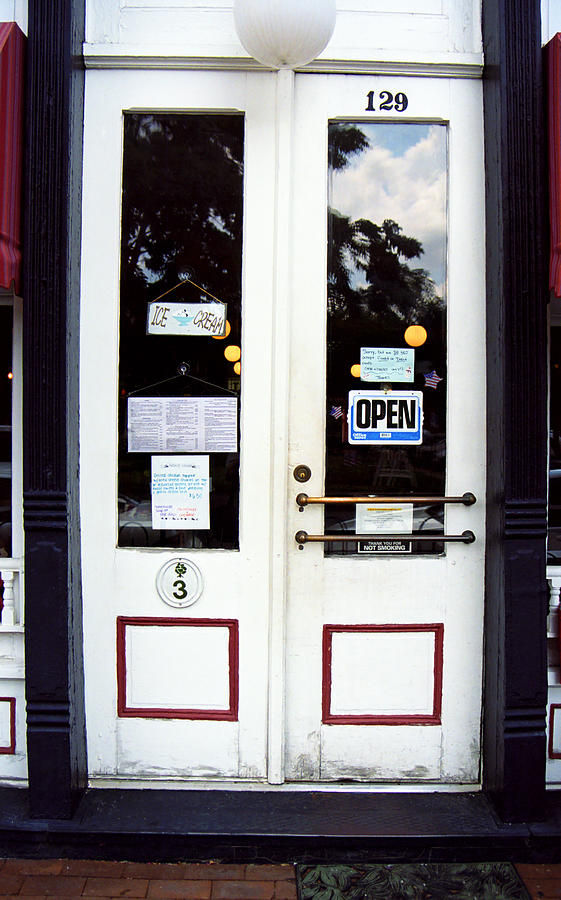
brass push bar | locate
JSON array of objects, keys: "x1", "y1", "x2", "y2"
[
  {"x1": 295, "y1": 530, "x2": 476, "y2": 545},
  {"x1": 296, "y1": 492, "x2": 476, "y2": 508}
]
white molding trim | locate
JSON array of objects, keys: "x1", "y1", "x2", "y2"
[
  {"x1": 82, "y1": 45, "x2": 484, "y2": 78},
  {"x1": 266, "y1": 69, "x2": 294, "y2": 785},
  {"x1": 89, "y1": 775, "x2": 481, "y2": 792}
]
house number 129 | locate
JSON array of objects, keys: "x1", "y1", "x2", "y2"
[{"x1": 366, "y1": 91, "x2": 409, "y2": 112}]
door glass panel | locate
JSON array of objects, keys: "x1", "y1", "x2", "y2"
[
  {"x1": 325, "y1": 122, "x2": 447, "y2": 555},
  {"x1": 118, "y1": 112, "x2": 244, "y2": 549}
]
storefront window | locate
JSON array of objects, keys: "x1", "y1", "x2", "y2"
[
  {"x1": 549, "y1": 320, "x2": 561, "y2": 560},
  {"x1": 325, "y1": 121, "x2": 448, "y2": 555},
  {"x1": 118, "y1": 113, "x2": 244, "y2": 549},
  {"x1": 0, "y1": 305, "x2": 13, "y2": 560}
]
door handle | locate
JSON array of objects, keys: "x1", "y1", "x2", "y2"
[
  {"x1": 295, "y1": 530, "x2": 476, "y2": 546},
  {"x1": 296, "y1": 492, "x2": 476, "y2": 509}
]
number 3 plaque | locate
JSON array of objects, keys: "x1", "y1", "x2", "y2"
[{"x1": 156, "y1": 558, "x2": 203, "y2": 608}]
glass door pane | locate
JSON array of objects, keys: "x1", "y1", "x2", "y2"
[
  {"x1": 325, "y1": 121, "x2": 448, "y2": 555},
  {"x1": 118, "y1": 113, "x2": 244, "y2": 549}
]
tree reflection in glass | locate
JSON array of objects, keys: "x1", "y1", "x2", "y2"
[
  {"x1": 326, "y1": 122, "x2": 447, "y2": 554},
  {"x1": 118, "y1": 113, "x2": 244, "y2": 549}
]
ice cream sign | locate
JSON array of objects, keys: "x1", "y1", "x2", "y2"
[
  {"x1": 147, "y1": 301, "x2": 227, "y2": 336},
  {"x1": 348, "y1": 390, "x2": 423, "y2": 445}
]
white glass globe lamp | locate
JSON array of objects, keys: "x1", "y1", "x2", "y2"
[{"x1": 233, "y1": 0, "x2": 336, "y2": 69}]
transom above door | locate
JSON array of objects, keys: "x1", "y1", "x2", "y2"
[{"x1": 80, "y1": 69, "x2": 485, "y2": 786}]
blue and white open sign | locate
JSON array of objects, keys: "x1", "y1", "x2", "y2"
[{"x1": 348, "y1": 390, "x2": 423, "y2": 445}]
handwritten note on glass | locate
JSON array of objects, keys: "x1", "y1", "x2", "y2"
[
  {"x1": 360, "y1": 347, "x2": 414, "y2": 383},
  {"x1": 151, "y1": 455, "x2": 210, "y2": 530}
]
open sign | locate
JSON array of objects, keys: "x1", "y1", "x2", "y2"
[{"x1": 348, "y1": 390, "x2": 423, "y2": 445}]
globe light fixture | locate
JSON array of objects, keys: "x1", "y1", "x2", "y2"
[
  {"x1": 233, "y1": 0, "x2": 336, "y2": 69},
  {"x1": 404, "y1": 325, "x2": 427, "y2": 348},
  {"x1": 224, "y1": 344, "x2": 241, "y2": 362},
  {"x1": 212, "y1": 320, "x2": 231, "y2": 340}
]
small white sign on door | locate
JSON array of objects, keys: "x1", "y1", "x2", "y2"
[
  {"x1": 355, "y1": 502, "x2": 413, "y2": 534},
  {"x1": 151, "y1": 455, "x2": 210, "y2": 530},
  {"x1": 348, "y1": 390, "x2": 423, "y2": 445},
  {"x1": 147, "y1": 301, "x2": 227, "y2": 336},
  {"x1": 360, "y1": 347, "x2": 414, "y2": 383}
]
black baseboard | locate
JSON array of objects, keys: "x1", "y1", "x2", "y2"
[{"x1": 0, "y1": 788, "x2": 560, "y2": 863}]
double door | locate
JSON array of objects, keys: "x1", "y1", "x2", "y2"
[{"x1": 80, "y1": 68, "x2": 485, "y2": 785}]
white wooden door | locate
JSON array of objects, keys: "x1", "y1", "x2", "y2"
[
  {"x1": 80, "y1": 68, "x2": 485, "y2": 786},
  {"x1": 284, "y1": 74, "x2": 485, "y2": 784},
  {"x1": 80, "y1": 69, "x2": 279, "y2": 782}
]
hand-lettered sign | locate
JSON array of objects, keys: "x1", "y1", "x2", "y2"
[
  {"x1": 348, "y1": 390, "x2": 423, "y2": 445},
  {"x1": 151, "y1": 455, "x2": 210, "y2": 530},
  {"x1": 147, "y1": 301, "x2": 227, "y2": 336},
  {"x1": 360, "y1": 347, "x2": 414, "y2": 382}
]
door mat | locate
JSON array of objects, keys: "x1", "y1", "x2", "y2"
[{"x1": 297, "y1": 863, "x2": 531, "y2": 900}]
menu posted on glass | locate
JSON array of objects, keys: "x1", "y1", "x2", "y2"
[
  {"x1": 151, "y1": 455, "x2": 210, "y2": 530},
  {"x1": 128, "y1": 397, "x2": 237, "y2": 453}
]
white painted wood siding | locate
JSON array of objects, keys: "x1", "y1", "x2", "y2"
[{"x1": 85, "y1": 0, "x2": 483, "y2": 70}]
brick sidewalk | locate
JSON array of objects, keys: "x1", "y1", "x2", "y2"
[
  {"x1": 515, "y1": 864, "x2": 561, "y2": 899},
  {"x1": 0, "y1": 859, "x2": 557, "y2": 899},
  {"x1": 0, "y1": 860, "x2": 297, "y2": 899}
]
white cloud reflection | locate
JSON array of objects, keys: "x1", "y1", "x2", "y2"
[{"x1": 330, "y1": 123, "x2": 447, "y2": 293}]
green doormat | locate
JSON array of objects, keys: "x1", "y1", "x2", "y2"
[{"x1": 297, "y1": 864, "x2": 531, "y2": 900}]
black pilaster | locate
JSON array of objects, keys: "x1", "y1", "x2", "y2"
[
  {"x1": 482, "y1": 0, "x2": 549, "y2": 821},
  {"x1": 22, "y1": 0, "x2": 87, "y2": 818}
]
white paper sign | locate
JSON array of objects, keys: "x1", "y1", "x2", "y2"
[
  {"x1": 151, "y1": 455, "x2": 210, "y2": 530},
  {"x1": 355, "y1": 502, "x2": 414, "y2": 534},
  {"x1": 147, "y1": 301, "x2": 227, "y2": 336},
  {"x1": 360, "y1": 347, "x2": 414, "y2": 382},
  {"x1": 128, "y1": 397, "x2": 237, "y2": 453}
]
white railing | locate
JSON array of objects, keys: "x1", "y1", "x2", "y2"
[{"x1": 0, "y1": 561, "x2": 23, "y2": 628}]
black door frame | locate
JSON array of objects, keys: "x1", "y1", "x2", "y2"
[{"x1": 17, "y1": 0, "x2": 550, "y2": 839}]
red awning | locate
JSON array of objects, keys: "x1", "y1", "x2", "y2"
[{"x1": 0, "y1": 23, "x2": 25, "y2": 295}]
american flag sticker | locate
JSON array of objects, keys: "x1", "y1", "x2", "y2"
[
  {"x1": 330, "y1": 405, "x2": 344, "y2": 419},
  {"x1": 424, "y1": 370, "x2": 443, "y2": 389}
]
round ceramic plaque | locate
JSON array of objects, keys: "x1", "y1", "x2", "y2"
[{"x1": 156, "y1": 558, "x2": 203, "y2": 608}]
